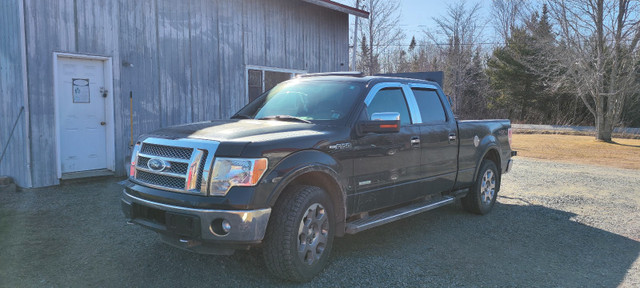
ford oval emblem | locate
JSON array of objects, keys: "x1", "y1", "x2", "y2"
[{"x1": 147, "y1": 158, "x2": 170, "y2": 172}]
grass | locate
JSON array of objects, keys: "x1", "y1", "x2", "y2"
[{"x1": 511, "y1": 133, "x2": 640, "y2": 170}]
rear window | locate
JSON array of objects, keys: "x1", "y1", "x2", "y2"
[{"x1": 412, "y1": 88, "x2": 447, "y2": 123}]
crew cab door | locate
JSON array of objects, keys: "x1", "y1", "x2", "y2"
[
  {"x1": 408, "y1": 84, "x2": 459, "y2": 194},
  {"x1": 351, "y1": 83, "x2": 423, "y2": 213}
]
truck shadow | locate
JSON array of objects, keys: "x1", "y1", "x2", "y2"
[{"x1": 327, "y1": 202, "x2": 640, "y2": 287}]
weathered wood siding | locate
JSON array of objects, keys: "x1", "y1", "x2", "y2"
[
  {"x1": 0, "y1": 0, "x2": 30, "y2": 187},
  {"x1": 20, "y1": 0, "x2": 350, "y2": 187}
]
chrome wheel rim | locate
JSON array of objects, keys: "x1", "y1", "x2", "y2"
[
  {"x1": 480, "y1": 169, "x2": 496, "y2": 205},
  {"x1": 297, "y1": 203, "x2": 329, "y2": 266}
]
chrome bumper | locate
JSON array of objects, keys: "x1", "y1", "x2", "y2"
[{"x1": 121, "y1": 191, "x2": 271, "y2": 243}]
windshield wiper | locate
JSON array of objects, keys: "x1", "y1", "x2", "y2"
[{"x1": 258, "y1": 115, "x2": 312, "y2": 124}]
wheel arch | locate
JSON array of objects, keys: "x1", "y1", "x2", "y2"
[
  {"x1": 474, "y1": 147, "x2": 502, "y2": 191},
  {"x1": 265, "y1": 152, "x2": 347, "y2": 237}
]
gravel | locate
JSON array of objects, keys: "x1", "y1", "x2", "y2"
[{"x1": 1, "y1": 158, "x2": 639, "y2": 287}]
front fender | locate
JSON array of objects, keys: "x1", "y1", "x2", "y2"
[{"x1": 252, "y1": 149, "x2": 345, "y2": 209}]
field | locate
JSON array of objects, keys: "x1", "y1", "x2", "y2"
[{"x1": 512, "y1": 133, "x2": 640, "y2": 170}]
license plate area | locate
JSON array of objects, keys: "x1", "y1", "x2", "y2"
[
  {"x1": 165, "y1": 212, "x2": 201, "y2": 238},
  {"x1": 132, "y1": 204, "x2": 201, "y2": 238}
]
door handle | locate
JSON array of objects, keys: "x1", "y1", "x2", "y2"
[
  {"x1": 410, "y1": 136, "x2": 420, "y2": 148},
  {"x1": 100, "y1": 121, "x2": 106, "y2": 126},
  {"x1": 448, "y1": 133, "x2": 457, "y2": 143}
]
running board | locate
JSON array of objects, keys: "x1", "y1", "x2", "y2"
[{"x1": 345, "y1": 196, "x2": 455, "y2": 234}]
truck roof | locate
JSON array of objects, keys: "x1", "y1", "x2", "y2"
[{"x1": 296, "y1": 72, "x2": 442, "y2": 88}]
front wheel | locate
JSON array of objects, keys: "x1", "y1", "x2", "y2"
[
  {"x1": 462, "y1": 159, "x2": 499, "y2": 215},
  {"x1": 263, "y1": 185, "x2": 335, "y2": 282}
]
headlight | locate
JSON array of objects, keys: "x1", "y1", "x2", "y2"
[{"x1": 209, "y1": 158, "x2": 268, "y2": 196}]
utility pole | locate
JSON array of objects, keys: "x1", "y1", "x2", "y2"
[{"x1": 350, "y1": 0, "x2": 360, "y2": 71}]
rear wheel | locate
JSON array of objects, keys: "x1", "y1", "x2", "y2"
[
  {"x1": 263, "y1": 185, "x2": 335, "y2": 282},
  {"x1": 462, "y1": 159, "x2": 499, "y2": 214}
]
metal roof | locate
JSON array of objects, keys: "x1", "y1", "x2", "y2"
[{"x1": 302, "y1": 0, "x2": 369, "y2": 18}]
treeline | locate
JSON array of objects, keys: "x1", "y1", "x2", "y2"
[{"x1": 352, "y1": 0, "x2": 640, "y2": 141}]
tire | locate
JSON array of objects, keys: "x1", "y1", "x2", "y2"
[
  {"x1": 263, "y1": 185, "x2": 335, "y2": 282},
  {"x1": 462, "y1": 159, "x2": 499, "y2": 215}
]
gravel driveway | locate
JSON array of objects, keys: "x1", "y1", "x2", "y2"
[{"x1": 1, "y1": 158, "x2": 639, "y2": 287}]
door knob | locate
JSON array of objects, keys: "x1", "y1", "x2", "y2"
[{"x1": 100, "y1": 121, "x2": 106, "y2": 126}]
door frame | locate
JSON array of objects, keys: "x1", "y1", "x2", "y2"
[{"x1": 53, "y1": 52, "x2": 115, "y2": 178}]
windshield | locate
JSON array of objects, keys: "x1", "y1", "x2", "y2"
[{"x1": 234, "y1": 80, "x2": 364, "y2": 124}]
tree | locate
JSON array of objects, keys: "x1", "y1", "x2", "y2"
[
  {"x1": 491, "y1": 0, "x2": 529, "y2": 41},
  {"x1": 356, "y1": 0, "x2": 403, "y2": 75},
  {"x1": 486, "y1": 5, "x2": 560, "y2": 123},
  {"x1": 547, "y1": 0, "x2": 640, "y2": 141},
  {"x1": 426, "y1": 1, "x2": 484, "y2": 114},
  {"x1": 487, "y1": 26, "x2": 540, "y2": 121}
]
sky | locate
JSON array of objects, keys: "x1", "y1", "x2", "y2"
[{"x1": 335, "y1": 0, "x2": 502, "y2": 47}]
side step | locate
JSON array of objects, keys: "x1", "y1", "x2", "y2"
[{"x1": 345, "y1": 196, "x2": 455, "y2": 234}]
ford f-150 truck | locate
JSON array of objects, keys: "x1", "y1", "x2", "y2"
[{"x1": 121, "y1": 72, "x2": 516, "y2": 281}]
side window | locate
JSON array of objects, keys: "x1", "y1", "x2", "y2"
[
  {"x1": 412, "y1": 88, "x2": 447, "y2": 123},
  {"x1": 367, "y1": 88, "x2": 411, "y2": 125}
]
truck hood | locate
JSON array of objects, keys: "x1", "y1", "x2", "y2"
[{"x1": 143, "y1": 119, "x2": 329, "y2": 143}]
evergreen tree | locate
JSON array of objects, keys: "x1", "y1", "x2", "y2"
[{"x1": 486, "y1": 6, "x2": 559, "y2": 123}]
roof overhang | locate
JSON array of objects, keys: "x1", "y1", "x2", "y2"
[{"x1": 302, "y1": 0, "x2": 370, "y2": 18}]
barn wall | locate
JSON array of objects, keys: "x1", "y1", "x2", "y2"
[
  {"x1": 0, "y1": 0, "x2": 30, "y2": 187},
  {"x1": 21, "y1": 0, "x2": 351, "y2": 187}
]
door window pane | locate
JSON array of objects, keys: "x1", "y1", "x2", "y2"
[
  {"x1": 367, "y1": 88, "x2": 411, "y2": 125},
  {"x1": 264, "y1": 71, "x2": 292, "y2": 91},
  {"x1": 412, "y1": 89, "x2": 447, "y2": 123},
  {"x1": 248, "y1": 69, "x2": 263, "y2": 102}
]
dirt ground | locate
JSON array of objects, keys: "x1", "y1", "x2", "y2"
[
  {"x1": 512, "y1": 133, "x2": 640, "y2": 170},
  {"x1": 1, "y1": 157, "x2": 638, "y2": 287}
]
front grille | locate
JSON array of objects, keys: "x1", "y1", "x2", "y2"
[
  {"x1": 132, "y1": 138, "x2": 219, "y2": 195},
  {"x1": 137, "y1": 156, "x2": 189, "y2": 175},
  {"x1": 140, "y1": 143, "x2": 193, "y2": 159},
  {"x1": 136, "y1": 170, "x2": 186, "y2": 190}
]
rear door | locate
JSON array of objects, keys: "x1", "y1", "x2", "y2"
[{"x1": 408, "y1": 84, "x2": 458, "y2": 194}]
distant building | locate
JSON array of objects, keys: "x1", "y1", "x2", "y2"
[{"x1": 0, "y1": 0, "x2": 368, "y2": 188}]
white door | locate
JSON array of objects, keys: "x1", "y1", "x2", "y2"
[{"x1": 56, "y1": 57, "x2": 108, "y2": 174}]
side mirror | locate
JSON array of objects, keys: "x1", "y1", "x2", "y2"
[{"x1": 358, "y1": 112, "x2": 401, "y2": 134}]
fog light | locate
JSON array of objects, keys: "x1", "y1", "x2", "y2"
[
  {"x1": 222, "y1": 219, "x2": 231, "y2": 233},
  {"x1": 211, "y1": 218, "x2": 231, "y2": 236}
]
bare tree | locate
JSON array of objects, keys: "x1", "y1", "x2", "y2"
[
  {"x1": 357, "y1": 0, "x2": 404, "y2": 75},
  {"x1": 426, "y1": 1, "x2": 485, "y2": 113},
  {"x1": 547, "y1": 0, "x2": 640, "y2": 141},
  {"x1": 491, "y1": 0, "x2": 529, "y2": 41}
]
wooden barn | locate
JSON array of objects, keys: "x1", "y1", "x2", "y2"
[{"x1": 0, "y1": 0, "x2": 368, "y2": 188}]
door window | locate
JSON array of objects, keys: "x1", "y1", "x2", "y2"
[
  {"x1": 412, "y1": 88, "x2": 447, "y2": 123},
  {"x1": 367, "y1": 88, "x2": 412, "y2": 125}
]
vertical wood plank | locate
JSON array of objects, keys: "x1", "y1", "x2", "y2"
[
  {"x1": 0, "y1": 0, "x2": 29, "y2": 187},
  {"x1": 24, "y1": 0, "x2": 75, "y2": 186},
  {"x1": 218, "y1": 0, "x2": 245, "y2": 117},
  {"x1": 190, "y1": 0, "x2": 221, "y2": 121}
]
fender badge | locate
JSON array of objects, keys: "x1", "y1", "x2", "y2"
[
  {"x1": 473, "y1": 135, "x2": 480, "y2": 147},
  {"x1": 329, "y1": 143, "x2": 352, "y2": 150}
]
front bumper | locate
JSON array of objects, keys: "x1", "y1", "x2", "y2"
[{"x1": 121, "y1": 191, "x2": 271, "y2": 254}]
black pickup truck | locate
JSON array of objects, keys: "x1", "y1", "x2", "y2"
[{"x1": 121, "y1": 73, "x2": 515, "y2": 282}]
